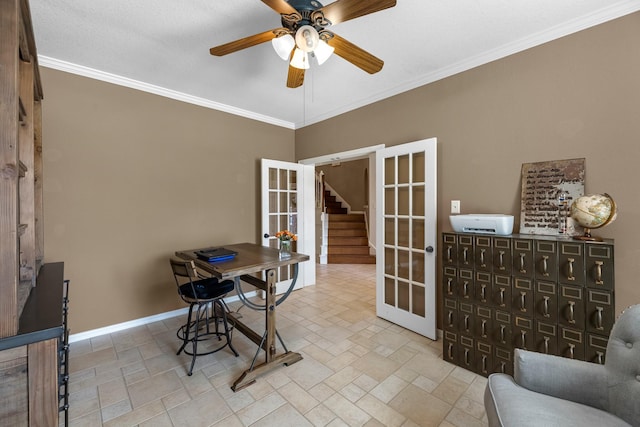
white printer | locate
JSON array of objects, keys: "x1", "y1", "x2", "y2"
[{"x1": 449, "y1": 214, "x2": 514, "y2": 235}]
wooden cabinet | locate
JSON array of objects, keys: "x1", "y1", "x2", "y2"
[
  {"x1": 1, "y1": 1, "x2": 68, "y2": 425},
  {"x1": 442, "y1": 232, "x2": 615, "y2": 376}
]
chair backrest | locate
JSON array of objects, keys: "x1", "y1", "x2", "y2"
[
  {"x1": 604, "y1": 304, "x2": 640, "y2": 424},
  {"x1": 170, "y1": 258, "x2": 198, "y2": 280}
]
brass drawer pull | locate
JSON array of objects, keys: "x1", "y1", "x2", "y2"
[
  {"x1": 462, "y1": 281, "x2": 469, "y2": 298},
  {"x1": 543, "y1": 336, "x2": 550, "y2": 354},
  {"x1": 498, "y1": 250, "x2": 505, "y2": 270},
  {"x1": 446, "y1": 245, "x2": 453, "y2": 263},
  {"x1": 446, "y1": 277, "x2": 453, "y2": 295},
  {"x1": 500, "y1": 325, "x2": 506, "y2": 344},
  {"x1": 568, "y1": 343, "x2": 575, "y2": 359},
  {"x1": 567, "y1": 258, "x2": 575, "y2": 281},
  {"x1": 448, "y1": 343, "x2": 453, "y2": 360},
  {"x1": 499, "y1": 288, "x2": 505, "y2": 306},
  {"x1": 448, "y1": 311, "x2": 454, "y2": 327},
  {"x1": 464, "y1": 315, "x2": 470, "y2": 332},
  {"x1": 480, "y1": 284, "x2": 487, "y2": 302},
  {"x1": 464, "y1": 348, "x2": 470, "y2": 365},
  {"x1": 595, "y1": 306, "x2": 604, "y2": 330},
  {"x1": 463, "y1": 247, "x2": 469, "y2": 264},
  {"x1": 520, "y1": 330, "x2": 527, "y2": 349},
  {"x1": 542, "y1": 255, "x2": 549, "y2": 277},
  {"x1": 543, "y1": 296, "x2": 550, "y2": 318},
  {"x1": 567, "y1": 301, "x2": 575, "y2": 324},
  {"x1": 595, "y1": 351, "x2": 604, "y2": 365},
  {"x1": 520, "y1": 291, "x2": 526, "y2": 312},
  {"x1": 595, "y1": 261, "x2": 604, "y2": 285},
  {"x1": 519, "y1": 253, "x2": 526, "y2": 273},
  {"x1": 480, "y1": 249, "x2": 486, "y2": 267},
  {"x1": 482, "y1": 355, "x2": 488, "y2": 373},
  {"x1": 481, "y1": 320, "x2": 487, "y2": 338}
]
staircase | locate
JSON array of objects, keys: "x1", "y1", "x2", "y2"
[{"x1": 324, "y1": 191, "x2": 375, "y2": 264}]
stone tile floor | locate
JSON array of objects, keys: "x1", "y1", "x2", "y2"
[{"x1": 63, "y1": 263, "x2": 488, "y2": 426}]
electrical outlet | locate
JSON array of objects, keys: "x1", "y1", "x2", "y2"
[{"x1": 451, "y1": 200, "x2": 461, "y2": 214}]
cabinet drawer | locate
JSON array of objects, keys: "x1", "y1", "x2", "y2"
[
  {"x1": 494, "y1": 346, "x2": 514, "y2": 376},
  {"x1": 442, "y1": 233, "x2": 458, "y2": 266},
  {"x1": 474, "y1": 305, "x2": 493, "y2": 341},
  {"x1": 458, "y1": 269, "x2": 474, "y2": 301},
  {"x1": 443, "y1": 331, "x2": 458, "y2": 364},
  {"x1": 491, "y1": 274, "x2": 511, "y2": 310},
  {"x1": 512, "y1": 239, "x2": 534, "y2": 277},
  {"x1": 493, "y1": 310, "x2": 512, "y2": 347},
  {"x1": 534, "y1": 240, "x2": 558, "y2": 281},
  {"x1": 443, "y1": 266, "x2": 457, "y2": 298},
  {"x1": 586, "y1": 245, "x2": 614, "y2": 290},
  {"x1": 559, "y1": 242, "x2": 585, "y2": 285},
  {"x1": 474, "y1": 236, "x2": 492, "y2": 272},
  {"x1": 492, "y1": 237, "x2": 512, "y2": 274},
  {"x1": 586, "y1": 289, "x2": 614, "y2": 335},
  {"x1": 474, "y1": 271, "x2": 491, "y2": 305},
  {"x1": 458, "y1": 302, "x2": 474, "y2": 335},
  {"x1": 534, "y1": 321, "x2": 558, "y2": 356},
  {"x1": 534, "y1": 281, "x2": 558, "y2": 323},
  {"x1": 513, "y1": 315, "x2": 534, "y2": 351},
  {"x1": 443, "y1": 298, "x2": 458, "y2": 331},
  {"x1": 513, "y1": 277, "x2": 534, "y2": 315},
  {"x1": 558, "y1": 284, "x2": 585, "y2": 330},
  {"x1": 558, "y1": 327, "x2": 585, "y2": 360},
  {"x1": 459, "y1": 335, "x2": 475, "y2": 370},
  {"x1": 586, "y1": 333, "x2": 608, "y2": 365},
  {"x1": 476, "y1": 340, "x2": 493, "y2": 377},
  {"x1": 457, "y1": 235, "x2": 474, "y2": 268}
]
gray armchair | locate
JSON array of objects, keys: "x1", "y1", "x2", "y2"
[{"x1": 484, "y1": 304, "x2": 640, "y2": 426}]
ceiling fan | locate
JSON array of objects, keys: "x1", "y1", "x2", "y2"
[{"x1": 209, "y1": 0, "x2": 397, "y2": 88}]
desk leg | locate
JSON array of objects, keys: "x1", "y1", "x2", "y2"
[{"x1": 231, "y1": 268, "x2": 303, "y2": 391}]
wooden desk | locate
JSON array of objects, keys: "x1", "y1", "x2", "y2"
[{"x1": 176, "y1": 242, "x2": 309, "y2": 391}]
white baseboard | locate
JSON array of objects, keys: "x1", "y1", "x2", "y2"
[{"x1": 68, "y1": 291, "x2": 256, "y2": 343}]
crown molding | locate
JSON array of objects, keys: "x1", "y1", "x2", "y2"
[{"x1": 38, "y1": 56, "x2": 296, "y2": 130}]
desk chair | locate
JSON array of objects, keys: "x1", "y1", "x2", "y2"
[{"x1": 170, "y1": 258, "x2": 238, "y2": 375}]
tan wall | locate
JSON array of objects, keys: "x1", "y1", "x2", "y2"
[
  {"x1": 296, "y1": 13, "x2": 640, "y2": 320},
  {"x1": 318, "y1": 159, "x2": 369, "y2": 210},
  {"x1": 41, "y1": 69, "x2": 295, "y2": 334}
]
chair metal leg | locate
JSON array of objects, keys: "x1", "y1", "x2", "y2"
[
  {"x1": 188, "y1": 303, "x2": 205, "y2": 376},
  {"x1": 177, "y1": 303, "x2": 195, "y2": 355}
]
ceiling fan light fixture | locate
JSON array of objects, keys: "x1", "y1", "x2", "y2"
[
  {"x1": 272, "y1": 34, "x2": 295, "y2": 60},
  {"x1": 314, "y1": 39, "x2": 334, "y2": 65},
  {"x1": 290, "y1": 48, "x2": 310, "y2": 69},
  {"x1": 295, "y1": 25, "x2": 319, "y2": 53}
]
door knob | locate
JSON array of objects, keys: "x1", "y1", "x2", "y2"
[
  {"x1": 264, "y1": 233, "x2": 270, "y2": 238},
  {"x1": 425, "y1": 246, "x2": 434, "y2": 253}
]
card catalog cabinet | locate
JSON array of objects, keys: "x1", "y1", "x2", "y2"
[{"x1": 442, "y1": 232, "x2": 615, "y2": 377}]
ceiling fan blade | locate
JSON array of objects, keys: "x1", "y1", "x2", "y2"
[
  {"x1": 320, "y1": 0, "x2": 396, "y2": 25},
  {"x1": 210, "y1": 29, "x2": 283, "y2": 56},
  {"x1": 326, "y1": 33, "x2": 384, "y2": 74},
  {"x1": 261, "y1": 0, "x2": 299, "y2": 15},
  {"x1": 286, "y1": 64, "x2": 305, "y2": 88}
]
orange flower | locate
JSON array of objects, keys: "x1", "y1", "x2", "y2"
[{"x1": 276, "y1": 230, "x2": 297, "y2": 241}]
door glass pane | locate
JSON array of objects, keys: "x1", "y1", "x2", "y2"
[
  {"x1": 398, "y1": 187, "x2": 409, "y2": 216},
  {"x1": 412, "y1": 284, "x2": 425, "y2": 317},
  {"x1": 289, "y1": 193, "x2": 297, "y2": 213},
  {"x1": 412, "y1": 219, "x2": 424, "y2": 250},
  {"x1": 398, "y1": 218, "x2": 409, "y2": 247},
  {"x1": 398, "y1": 280, "x2": 409, "y2": 311},
  {"x1": 385, "y1": 277, "x2": 395, "y2": 306},
  {"x1": 269, "y1": 168, "x2": 277, "y2": 189},
  {"x1": 279, "y1": 215, "x2": 288, "y2": 232},
  {"x1": 269, "y1": 192, "x2": 278, "y2": 213},
  {"x1": 413, "y1": 152, "x2": 425, "y2": 183},
  {"x1": 412, "y1": 186, "x2": 425, "y2": 216},
  {"x1": 398, "y1": 155, "x2": 410, "y2": 184},
  {"x1": 398, "y1": 249, "x2": 409, "y2": 280},
  {"x1": 279, "y1": 169, "x2": 288, "y2": 190},
  {"x1": 385, "y1": 247, "x2": 395, "y2": 275},
  {"x1": 269, "y1": 216, "x2": 278, "y2": 237},
  {"x1": 385, "y1": 157, "x2": 395, "y2": 185},
  {"x1": 289, "y1": 214, "x2": 298, "y2": 234},
  {"x1": 385, "y1": 218, "x2": 395, "y2": 246},
  {"x1": 385, "y1": 188, "x2": 395, "y2": 215},
  {"x1": 412, "y1": 252, "x2": 425, "y2": 283},
  {"x1": 290, "y1": 170, "x2": 297, "y2": 190},
  {"x1": 280, "y1": 192, "x2": 288, "y2": 213}
]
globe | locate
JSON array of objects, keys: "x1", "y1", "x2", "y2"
[{"x1": 569, "y1": 193, "x2": 617, "y2": 241}]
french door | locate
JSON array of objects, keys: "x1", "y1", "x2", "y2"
[
  {"x1": 261, "y1": 159, "x2": 315, "y2": 294},
  {"x1": 375, "y1": 139, "x2": 437, "y2": 339}
]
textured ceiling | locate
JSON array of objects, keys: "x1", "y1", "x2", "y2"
[{"x1": 30, "y1": 0, "x2": 640, "y2": 129}]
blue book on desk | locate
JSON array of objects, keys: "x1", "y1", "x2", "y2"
[{"x1": 196, "y1": 247, "x2": 237, "y2": 262}]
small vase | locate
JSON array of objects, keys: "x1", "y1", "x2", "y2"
[{"x1": 279, "y1": 239, "x2": 292, "y2": 260}]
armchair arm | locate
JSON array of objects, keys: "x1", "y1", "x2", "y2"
[{"x1": 514, "y1": 349, "x2": 609, "y2": 411}]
